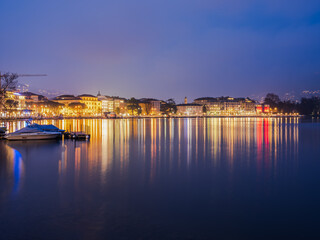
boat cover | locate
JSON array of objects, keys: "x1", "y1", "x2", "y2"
[
  {"x1": 28, "y1": 124, "x2": 64, "y2": 132},
  {"x1": 9, "y1": 126, "x2": 44, "y2": 135}
]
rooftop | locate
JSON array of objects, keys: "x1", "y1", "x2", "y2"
[
  {"x1": 194, "y1": 97, "x2": 218, "y2": 102},
  {"x1": 139, "y1": 98, "x2": 160, "y2": 103},
  {"x1": 21, "y1": 92, "x2": 39, "y2": 96},
  {"x1": 21, "y1": 92, "x2": 47, "y2": 100},
  {"x1": 194, "y1": 97, "x2": 255, "y2": 103},
  {"x1": 53, "y1": 95, "x2": 80, "y2": 100},
  {"x1": 177, "y1": 103, "x2": 202, "y2": 107},
  {"x1": 78, "y1": 94, "x2": 97, "y2": 98}
]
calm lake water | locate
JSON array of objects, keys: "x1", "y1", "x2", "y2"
[{"x1": 1, "y1": 117, "x2": 320, "y2": 239}]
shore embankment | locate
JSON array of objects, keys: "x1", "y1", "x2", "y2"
[{"x1": 0, "y1": 114, "x2": 305, "y2": 122}]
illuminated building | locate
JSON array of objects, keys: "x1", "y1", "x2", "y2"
[
  {"x1": 98, "y1": 95, "x2": 126, "y2": 115},
  {"x1": 194, "y1": 97, "x2": 217, "y2": 105},
  {"x1": 98, "y1": 95, "x2": 111, "y2": 113},
  {"x1": 139, "y1": 98, "x2": 161, "y2": 115},
  {"x1": 263, "y1": 105, "x2": 270, "y2": 113},
  {"x1": 194, "y1": 97, "x2": 223, "y2": 115},
  {"x1": 113, "y1": 97, "x2": 126, "y2": 114},
  {"x1": 78, "y1": 94, "x2": 102, "y2": 116},
  {"x1": 176, "y1": 103, "x2": 203, "y2": 116},
  {"x1": 5, "y1": 91, "x2": 26, "y2": 110},
  {"x1": 98, "y1": 96, "x2": 115, "y2": 112},
  {"x1": 21, "y1": 92, "x2": 48, "y2": 103},
  {"x1": 240, "y1": 98, "x2": 256, "y2": 113},
  {"x1": 52, "y1": 95, "x2": 83, "y2": 116},
  {"x1": 25, "y1": 100, "x2": 64, "y2": 117},
  {"x1": 256, "y1": 104, "x2": 270, "y2": 115},
  {"x1": 256, "y1": 105, "x2": 263, "y2": 114},
  {"x1": 53, "y1": 95, "x2": 81, "y2": 104},
  {"x1": 0, "y1": 91, "x2": 27, "y2": 118},
  {"x1": 224, "y1": 98, "x2": 242, "y2": 113},
  {"x1": 194, "y1": 97, "x2": 256, "y2": 115}
]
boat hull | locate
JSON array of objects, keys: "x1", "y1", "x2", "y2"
[{"x1": 6, "y1": 132, "x2": 61, "y2": 141}]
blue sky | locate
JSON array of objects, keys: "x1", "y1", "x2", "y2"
[{"x1": 1, "y1": 0, "x2": 320, "y2": 102}]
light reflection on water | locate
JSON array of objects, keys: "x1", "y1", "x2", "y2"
[
  {"x1": 1, "y1": 118, "x2": 300, "y2": 196},
  {"x1": 0, "y1": 142, "x2": 25, "y2": 198},
  {"x1": 1, "y1": 117, "x2": 318, "y2": 239}
]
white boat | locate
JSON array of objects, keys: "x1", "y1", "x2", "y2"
[{"x1": 5, "y1": 126, "x2": 62, "y2": 141}]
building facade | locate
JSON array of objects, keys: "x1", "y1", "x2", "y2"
[
  {"x1": 0, "y1": 91, "x2": 27, "y2": 118},
  {"x1": 176, "y1": 103, "x2": 203, "y2": 116},
  {"x1": 139, "y1": 98, "x2": 161, "y2": 115},
  {"x1": 194, "y1": 97, "x2": 257, "y2": 115},
  {"x1": 52, "y1": 95, "x2": 82, "y2": 116},
  {"x1": 98, "y1": 95, "x2": 126, "y2": 115},
  {"x1": 21, "y1": 92, "x2": 47, "y2": 103},
  {"x1": 78, "y1": 94, "x2": 102, "y2": 116}
]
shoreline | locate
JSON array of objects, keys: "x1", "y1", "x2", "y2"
[{"x1": 0, "y1": 115, "x2": 307, "y2": 122}]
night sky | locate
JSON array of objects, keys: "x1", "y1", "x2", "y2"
[{"x1": 1, "y1": 0, "x2": 320, "y2": 102}]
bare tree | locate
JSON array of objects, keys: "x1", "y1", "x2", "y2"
[
  {"x1": 0, "y1": 72, "x2": 19, "y2": 110},
  {"x1": 5, "y1": 99, "x2": 19, "y2": 109},
  {"x1": 144, "y1": 102, "x2": 152, "y2": 115}
]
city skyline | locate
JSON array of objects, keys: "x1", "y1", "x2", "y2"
[
  {"x1": 1, "y1": 0, "x2": 320, "y2": 102},
  {"x1": 13, "y1": 82, "x2": 320, "y2": 104}
]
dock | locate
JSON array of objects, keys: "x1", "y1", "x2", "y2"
[{"x1": 64, "y1": 132, "x2": 90, "y2": 140}]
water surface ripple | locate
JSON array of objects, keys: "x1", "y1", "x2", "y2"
[{"x1": 1, "y1": 118, "x2": 320, "y2": 239}]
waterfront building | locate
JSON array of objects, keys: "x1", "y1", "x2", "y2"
[
  {"x1": 53, "y1": 95, "x2": 82, "y2": 104},
  {"x1": 139, "y1": 98, "x2": 161, "y2": 115},
  {"x1": 224, "y1": 98, "x2": 242, "y2": 113},
  {"x1": 98, "y1": 95, "x2": 111, "y2": 113},
  {"x1": 256, "y1": 105, "x2": 263, "y2": 114},
  {"x1": 52, "y1": 95, "x2": 83, "y2": 116},
  {"x1": 176, "y1": 103, "x2": 203, "y2": 116},
  {"x1": 194, "y1": 97, "x2": 257, "y2": 115},
  {"x1": 256, "y1": 104, "x2": 271, "y2": 115},
  {"x1": 25, "y1": 100, "x2": 64, "y2": 117},
  {"x1": 52, "y1": 94, "x2": 102, "y2": 116},
  {"x1": 78, "y1": 94, "x2": 102, "y2": 116},
  {"x1": 193, "y1": 97, "x2": 217, "y2": 105},
  {"x1": 194, "y1": 97, "x2": 222, "y2": 115},
  {"x1": 113, "y1": 97, "x2": 127, "y2": 114},
  {"x1": 240, "y1": 98, "x2": 256, "y2": 113},
  {"x1": 207, "y1": 102, "x2": 225, "y2": 115},
  {"x1": 0, "y1": 91, "x2": 27, "y2": 118},
  {"x1": 263, "y1": 104, "x2": 270, "y2": 113},
  {"x1": 5, "y1": 91, "x2": 26, "y2": 110},
  {"x1": 21, "y1": 92, "x2": 48, "y2": 102},
  {"x1": 97, "y1": 95, "x2": 126, "y2": 115},
  {"x1": 98, "y1": 96, "x2": 117, "y2": 113}
]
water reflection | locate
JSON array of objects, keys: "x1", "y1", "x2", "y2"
[
  {"x1": 12, "y1": 150, "x2": 23, "y2": 194},
  {"x1": 0, "y1": 142, "x2": 25, "y2": 198},
  {"x1": 1, "y1": 118, "x2": 301, "y2": 202},
  {"x1": 1, "y1": 117, "x2": 315, "y2": 239},
  {"x1": 1, "y1": 118, "x2": 301, "y2": 186}
]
